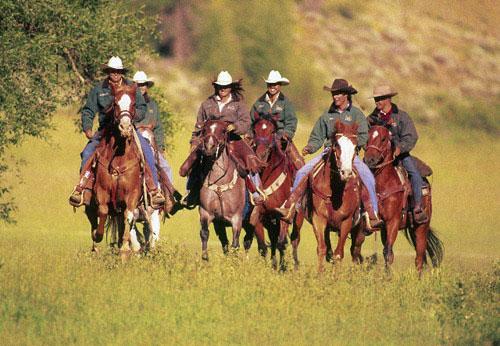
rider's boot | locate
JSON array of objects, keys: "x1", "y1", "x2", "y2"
[
  {"x1": 180, "y1": 172, "x2": 202, "y2": 209},
  {"x1": 69, "y1": 170, "x2": 94, "y2": 207},
  {"x1": 246, "y1": 175, "x2": 265, "y2": 206},
  {"x1": 144, "y1": 166, "x2": 165, "y2": 210},
  {"x1": 413, "y1": 202, "x2": 429, "y2": 224},
  {"x1": 276, "y1": 175, "x2": 308, "y2": 224},
  {"x1": 360, "y1": 184, "x2": 383, "y2": 231}
]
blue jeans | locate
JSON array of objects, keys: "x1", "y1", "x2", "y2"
[
  {"x1": 291, "y1": 148, "x2": 378, "y2": 213},
  {"x1": 80, "y1": 130, "x2": 159, "y2": 186},
  {"x1": 400, "y1": 155, "x2": 422, "y2": 205},
  {"x1": 158, "y1": 153, "x2": 173, "y2": 183}
]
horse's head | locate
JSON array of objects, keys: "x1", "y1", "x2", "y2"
[
  {"x1": 364, "y1": 125, "x2": 392, "y2": 169},
  {"x1": 252, "y1": 116, "x2": 277, "y2": 162},
  {"x1": 110, "y1": 83, "x2": 137, "y2": 138},
  {"x1": 200, "y1": 120, "x2": 228, "y2": 157},
  {"x1": 331, "y1": 119, "x2": 358, "y2": 181}
]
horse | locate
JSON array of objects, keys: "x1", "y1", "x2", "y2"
[
  {"x1": 305, "y1": 120, "x2": 365, "y2": 272},
  {"x1": 85, "y1": 83, "x2": 148, "y2": 258},
  {"x1": 198, "y1": 120, "x2": 247, "y2": 261},
  {"x1": 251, "y1": 116, "x2": 304, "y2": 270},
  {"x1": 364, "y1": 125, "x2": 443, "y2": 274}
]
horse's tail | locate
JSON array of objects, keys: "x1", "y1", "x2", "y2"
[{"x1": 403, "y1": 226, "x2": 444, "y2": 268}]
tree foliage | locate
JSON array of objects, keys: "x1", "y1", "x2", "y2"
[{"x1": 0, "y1": 0, "x2": 154, "y2": 221}]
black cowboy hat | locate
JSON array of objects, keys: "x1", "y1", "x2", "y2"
[{"x1": 323, "y1": 78, "x2": 358, "y2": 95}]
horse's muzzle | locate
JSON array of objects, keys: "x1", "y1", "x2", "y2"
[{"x1": 119, "y1": 116, "x2": 133, "y2": 138}]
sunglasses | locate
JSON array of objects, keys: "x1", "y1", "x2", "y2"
[{"x1": 374, "y1": 96, "x2": 391, "y2": 102}]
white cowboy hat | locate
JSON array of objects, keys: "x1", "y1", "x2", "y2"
[
  {"x1": 213, "y1": 71, "x2": 233, "y2": 86},
  {"x1": 102, "y1": 56, "x2": 127, "y2": 72},
  {"x1": 370, "y1": 85, "x2": 398, "y2": 99},
  {"x1": 133, "y1": 71, "x2": 154, "y2": 87},
  {"x1": 264, "y1": 70, "x2": 290, "y2": 85}
]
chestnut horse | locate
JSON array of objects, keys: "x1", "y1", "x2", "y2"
[
  {"x1": 198, "y1": 120, "x2": 247, "y2": 260},
  {"x1": 305, "y1": 120, "x2": 364, "y2": 272},
  {"x1": 85, "y1": 83, "x2": 145, "y2": 257},
  {"x1": 364, "y1": 125, "x2": 443, "y2": 273},
  {"x1": 251, "y1": 117, "x2": 304, "y2": 269}
]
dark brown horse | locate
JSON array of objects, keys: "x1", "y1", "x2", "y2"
[
  {"x1": 364, "y1": 125, "x2": 443, "y2": 273},
  {"x1": 85, "y1": 83, "x2": 145, "y2": 258},
  {"x1": 251, "y1": 117, "x2": 304, "y2": 269},
  {"x1": 305, "y1": 120, "x2": 365, "y2": 272},
  {"x1": 198, "y1": 120, "x2": 247, "y2": 260}
]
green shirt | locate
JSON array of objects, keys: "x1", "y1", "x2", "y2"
[
  {"x1": 81, "y1": 78, "x2": 146, "y2": 132},
  {"x1": 250, "y1": 92, "x2": 298, "y2": 138},
  {"x1": 307, "y1": 103, "x2": 368, "y2": 153},
  {"x1": 134, "y1": 96, "x2": 165, "y2": 150}
]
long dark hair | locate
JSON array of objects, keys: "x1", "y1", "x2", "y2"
[{"x1": 213, "y1": 79, "x2": 244, "y2": 101}]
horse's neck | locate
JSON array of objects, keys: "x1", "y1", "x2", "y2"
[
  {"x1": 205, "y1": 149, "x2": 235, "y2": 184},
  {"x1": 375, "y1": 154, "x2": 400, "y2": 188},
  {"x1": 261, "y1": 144, "x2": 285, "y2": 180},
  {"x1": 100, "y1": 132, "x2": 137, "y2": 161}
]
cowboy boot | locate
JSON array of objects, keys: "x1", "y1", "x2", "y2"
[
  {"x1": 69, "y1": 170, "x2": 94, "y2": 207},
  {"x1": 413, "y1": 202, "x2": 429, "y2": 224},
  {"x1": 180, "y1": 172, "x2": 202, "y2": 209},
  {"x1": 360, "y1": 183, "x2": 383, "y2": 231},
  {"x1": 143, "y1": 166, "x2": 165, "y2": 210},
  {"x1": 276, "y1": 175, "x2": 308, "y2": 224}
]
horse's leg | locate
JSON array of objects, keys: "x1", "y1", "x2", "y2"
[
  {"x1": 350, "y1": 222, "x2": 365, "y2": 264},
  {"x1": 312, "y1": 213, "x2": 328, "y2": 272},
  {"x1": 85, "y1": 204, "x2": 99, "y2": 252},
  {"x1": 414, "y1": 223, "x2": 429, "y2": 275},
  {"x1": 120, "y1": 209, "x2": 136, "y2": 260},
  {"x1": 242, "y1": 219, "x2": 254, "y2": 253},
  {"x1": 214, "y1": 220, "x2": 229, "y2": 255},
  {"x1": 268, "y1": 222, "x2": 279, "y2": 270},
  {"x1": 129, "y1": 223, "x2": 142, "y2": 253},
  {"x1": 290, "y1": 211, "x2": 303, "y2": 270},
  {"x1": 277, "y1": 219, "x2": 289, "y2": 271},
  {"x1": 253, "y1": 218, "x2": 268, "y2": 257},
  {"x1": 199, "y1": 207, "x2": 214, "y2": 261},
  {"x1": 93, "y1": 203, "x2": 108, "y2": 245},
  {"x1": 383, "y1": 219, "x2": 399, "y2": 268},
  {"x1": 230, "y1": 213, "x2": 243, "y2": 251},
  {"x1": 150, "y1": 210, "x2": 161, "y2": 247},
  {"x1": 325, "y1": 227, "x2": 333, "y2": 263},
  {"x1": 333, "y1": 218, "x2": 353, "y2": 261}
]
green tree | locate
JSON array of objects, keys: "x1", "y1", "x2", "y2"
[{"x1": 0, "y1": 0, "x2": 154, "y2": 222}]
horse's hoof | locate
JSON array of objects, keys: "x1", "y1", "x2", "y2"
[
  {"x1": 92, "y1": 230, "x2": 103, "y2": 243},
  {"x1": 120, "y1": 250, "x2": 131, "y2": 262},
  {"x1": 91, "y1": 245, "x2": 99, "y2": 254},
  {"x1": 202, "y1": 252, "x2": 209, "y2": 261}
]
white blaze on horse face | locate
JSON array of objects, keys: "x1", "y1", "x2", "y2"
[
  {"x1": 210, "y1": 123, "x2": 217, "y2": 134},
  {"x1": 262, "y1": 123, "x2": 267, "y2": 130},
  {"x1": 117, "y1": 94, "x2": 132, "y2": 112},
  {"x1": 372, "y1": 130, "x2": 379, "y2": 139},
  {"x1": 337, "y1": 135, "x2": 355, "y2": 174}
]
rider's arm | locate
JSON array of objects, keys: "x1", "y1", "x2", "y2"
[
  {"x1": 152, "y1": 101, "x2": 165, "y2": 151},
  {"x1": 354, "y1": 110, "x2": 369, "y2": 150},
  {"x1": 397, "y1": 111, "x2": 418, "y2": 154},
  {"x1": 81, "y1": 86, "x2": 99, "y2": 133},
  {"x1": 233, "y1": 102, "x2": 250, "y2": 135},
  {"x1": 283, "y1": 99, "x2": 298, "y2": 139},
  {"x1": 191, "y1": 103, "x2": 206, "y2": 143},
  {"x1": 134, "y1": 88, "x2": 147, "y2": 123},
  {"x1": 306, "y1": 113, "x2": 328, "y2": 154}
]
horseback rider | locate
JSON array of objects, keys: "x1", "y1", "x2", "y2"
[
  {"x1": 277, "y1": 78, "x2": 383, "y2": 229},
  {"x1": 68, "y1": 56, "x2": 165, "y2": 209},
  {"x1": 179, "y1": 71, "x2": 264, "y2": 207},
  {"x1": 249, "y1": 70, "x2": 304, "y2": 204},
  {"x1": 366, "y1": 84, "x2": 428, "y2": 224}
]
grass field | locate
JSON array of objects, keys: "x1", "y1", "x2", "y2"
[{"x1": 0, "y1": 111, "x2": 498, "y2": 345}]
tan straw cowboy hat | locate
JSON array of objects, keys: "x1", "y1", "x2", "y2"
[
  {"x1": 323, "y1": 78, "x2": 358, "y2": 95},
  {"x1": 133, "y1": 71, "x2": 154, "y2": 87},
  {"x1": 102, "y1": 56, "x2": 128, "y2": 73},
  {"x1": 370, "y1": 85, "x2": 398, "y2": 99}
]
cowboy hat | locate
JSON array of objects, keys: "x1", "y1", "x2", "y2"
[
  {"x1": 323, "y1": 78, "x2": 357, "y2": 95},
  {"x1": 370, "y1": 85, "x2": 398, "y2": 99},
  {"x1": 212, "y1": 71, "x2": 233, "y2": 86},
  {"x1": 102, "y1": 56, "x2": 127, "y2": 73},
  {"x1": 263, "y1": 70, "x2": 290, "y2": 85},
  {"x1": 133, "y1": 71, "x2": 154, "y2": 87}
]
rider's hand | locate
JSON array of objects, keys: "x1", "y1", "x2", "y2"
[
  {"x1": 84, "y1": 129, "x2": 93, "y2": 140},
  {"x1": 393, "y1": 146, "x2": 401, "y2": 157},
  {"x1": 226, "y1": 124, "x2": 236, "y2": 132},
  {"x1": 302, "y1": 145, "x2": 313, "y2": 156}
]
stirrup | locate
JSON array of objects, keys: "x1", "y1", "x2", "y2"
[
  {"x1": 69, "y1": 188, "x2": 84, "y2": 207},
  {"x1": 276, "y1": 202, "x2": 296, "y2": 224},
  {"x1": 364, "y1": 212, "x2": 382, "y2": 231}
]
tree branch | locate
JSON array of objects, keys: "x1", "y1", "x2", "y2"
[{"x1": 63, "y1": 48, "x2": 86, "y2": 84}]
